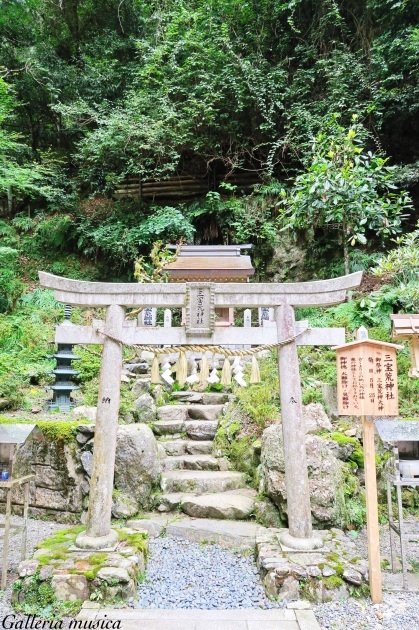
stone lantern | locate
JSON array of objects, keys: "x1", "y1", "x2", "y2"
[{"x1": 375, "y1": 419, "x2": 419, "y2": 590}]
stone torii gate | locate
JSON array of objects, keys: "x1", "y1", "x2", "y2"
[{"x1": 39, "y1": 271, "x2": 362, "y2": 552}]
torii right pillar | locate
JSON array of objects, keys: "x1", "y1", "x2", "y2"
[{"x1": 276, "y1": 302, "x2": 323, "y2": 549}]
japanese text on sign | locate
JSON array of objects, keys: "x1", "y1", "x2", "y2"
[{"x1": 337, "y1": 344, "x2": 398, "y2": 416}]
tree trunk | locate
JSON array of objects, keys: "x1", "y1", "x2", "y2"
[{"x1": 342, "y1": 223, "x2": 349, "y2": 275}]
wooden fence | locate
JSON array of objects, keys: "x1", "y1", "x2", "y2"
[{"x1": 114, "y1": 172, "x2": 261, "y2": 199}]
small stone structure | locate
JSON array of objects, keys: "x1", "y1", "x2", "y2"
[
  {"x1": 256, "y1": 526, "x2": 369, "y2": 602},
  {"x1": 14, "y1": 526, "x2": 147, "y2": 608}
]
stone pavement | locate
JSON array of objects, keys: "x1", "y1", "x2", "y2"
[{"x1": 77, "y1": 604, "x2": 321, "y2": 630}]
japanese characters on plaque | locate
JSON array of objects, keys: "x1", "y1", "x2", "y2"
[
  {"x1": 336, "y1": 343, "x2": 399, "y2": 416},
  {"x1": 142, "y1": 307, "x2": 156, "y2": 327},
  {"x1": 185, "y1": 283, "x2": 214, "y2": 337}
]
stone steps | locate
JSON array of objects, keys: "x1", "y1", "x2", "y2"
[
  {"x1": 164, "y1": 454, "x2": 220, "y2": 471},
  {"x1": 170, "y1": 392, "x2": 230, "y2": 405},
  {"x1": 154, "y1": 389, "x2": 257, "y2": 526},
  {"x1": 128, "y1": 514, "x2": 263, "y2": 550},
  {"x1": 161, "y1": 470, "x2": 246, "y2": 494},
  {"x1": 181, "y1": 489, "x2": 257, "y2": 520},
  {"x1": 185, "y1": 420, "x2": 218, "y2": 440},
  {"x1": 157, "y1": 404, "x2": 225, "y2": 422},
  {"x1": 156, "y1": 488, "x2": 257, "y2": 519},
  {"x1": 153, "y1": 420, "x2": 218, "y2": 440},
  {"x1": 152, "y1": 420, "x2": 185, "y2": 436},
  {"x1": 161, "y1": 440, "x2": 214, "y2": 456}
]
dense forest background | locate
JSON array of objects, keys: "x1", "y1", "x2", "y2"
[{"x1": 1, "y1": 0, "x2": 419, "y2": 412}]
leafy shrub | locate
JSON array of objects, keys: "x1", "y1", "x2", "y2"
[{"x1": 0, "y1": 247, "x2": 24, "y2": 312}]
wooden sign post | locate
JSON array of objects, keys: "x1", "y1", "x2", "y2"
[{"x1": 334, "y1": 329, "x2": 402, "y2": 604}]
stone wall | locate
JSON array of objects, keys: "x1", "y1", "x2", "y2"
[
  {"x1": 1, "y1": 421, "x2": 162, "y2": 522},
  {"x1": 0, "y1": 433, "x2": 86, "y2": 521}
]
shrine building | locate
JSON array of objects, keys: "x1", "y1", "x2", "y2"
[{"x1": 164, "y1": 244, "x2": 255, "y2": 326}]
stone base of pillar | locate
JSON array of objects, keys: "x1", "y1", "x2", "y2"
[
  {"x1": 279, "y1": 531, "x2": 324, "y2": 551},
  {"x1": 74, "y1": 529, "x2": 119, "y2": 551}
]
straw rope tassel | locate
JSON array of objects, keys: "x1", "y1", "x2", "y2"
[
  {"x1": 250, "y1": 355, "x2": 261, "y2": 384},
  {"x1": 151, "y1": 355, "x2": 160, "y2": 384},
  {"x1": 200, "y1": 353, "x2": 210, "y2": 383},
  {"x1": 221, "y1": 357, "x2": 232, "y2": 386},
  {"x1": 176, "y1": 351, "x2": 188, "y2": 387}
]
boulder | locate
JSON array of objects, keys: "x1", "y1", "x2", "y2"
[
  {"x1": 9, "y1": 436, "x2": 85, "y2": 515},
  {"x1": 132, "y1": 378, "x2": 151, "y2": 397},
  {"x1": 112, "y1": 492, "x2": 139, "y2": 519},
  {"x1": 72, "y1": 406, "x2": 97, "y2": 423},
  {"x1": 80, "y1": 451, "x2": 93, "y2": 477},
  {"x1": 18, "y1": 559, "x2": 39, "y2": 577},
  {"x1": 261, "y1": 423, "x2": 349, "y2": 527},
  {"x1": 134, "y1": 393, "x2": 156, "y2": 423},
  {"x1": 303, "y1": 403, "x2": 332, "y2": 434},
  {"x1": 96, "y1": 566, "x2": 130, "y2": 584},
  {"x1": 51, "y1": 574, "x2": 89, "y2": 602},
  {"x1": 126, "y1": 362, "x2": 148, "y2": 374},
  {"x1": 253, "y1": 497, "x2": 284, "y2": 528},
  {"x1": 114, "y1": 424, "x2": 161, "y2": 508},
  {"x1": 343, "y1": 567, "x2": 363, "y2": 586},
  {"x1": 0, "y1": 398, "x2": 10, "y2": 411}
]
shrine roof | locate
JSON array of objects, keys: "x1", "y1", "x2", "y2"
[
  {"x1": 391, "y1": 314, "x2": 419, "y2": 339},
  {"x1": 164, "y1": 245, "x2": 255, "y2": 281},
  {"x1": 332, "y1": 339, "x2": 403, "y2": 351},
  {"x1": 376, "y1": 419, "x2": 419, "y2": 442},
  {"x1": 0, "y1": 424, "x2": 38, "y2": 444}
]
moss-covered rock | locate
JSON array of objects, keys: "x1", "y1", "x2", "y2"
[
  {"x1": 13, "y1": 526, "x2": 148, "y2": 613},
  {"x1": 260, "y1": 424, "x2": 362, "y2": 528}
]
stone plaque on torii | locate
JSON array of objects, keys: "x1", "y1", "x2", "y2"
[{"x1": 39, "y1": 271, "x2": 362, "y2": 552}]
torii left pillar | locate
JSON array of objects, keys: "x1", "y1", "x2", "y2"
[{"x1": 76, "y1": 304, "x2": 125, "y2": 550}]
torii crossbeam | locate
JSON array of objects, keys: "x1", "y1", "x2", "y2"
[{"x1": 39, "y1": 271, "x2": 362, "y2": 551}]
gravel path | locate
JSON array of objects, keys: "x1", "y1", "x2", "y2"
[
  {"x1": 0, "y1": 514, "x2": 66, "y2": 622},
  {"x1": 135, "y1": 536, "x2": 281, "y2": 610},
  {"x1": 315, "y1": 516, "x2": 419, "y2": 629},
  {"x1": 315, "y1": 592, "x2": 419, "y2": 629}
]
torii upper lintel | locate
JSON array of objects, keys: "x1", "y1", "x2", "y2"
[{"x1": 38, "y1": 271, "x2": 362, "y2": 308}]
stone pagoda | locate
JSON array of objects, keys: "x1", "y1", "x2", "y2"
[{"x1": 46, "y1": 306, "x2": 80, "y2": 411}]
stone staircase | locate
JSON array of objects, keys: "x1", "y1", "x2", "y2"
[{"x1": 152, "y1": 391, "x2": 257, "y2": 520}]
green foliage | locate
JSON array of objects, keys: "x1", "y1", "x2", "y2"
[
  {"x1": 373, "y1": 226, "x2": 419, "y2": 284},
  {"x1": 77, "y1": 348, "x2": 102, "y2": 382},
  {"x1": 0, "y1": 247, "x2": 24, "y2": 313},
  {"x1": 0, "y1": 289, "x2": 63, "y2": 408},
  {"x1": 233, "y1": 356, "x2": 280, "y2": 427},
  {"x1": 279, "y1": 115, "x2": 413, "y2": 273},
  {"x1": 326, "y1": 433, "x2": 365, "y2": 468},
  {"x1": 76, "y1": 204, "x2": 194, "y2": 273},
  {"x1": 323, "y1": 575, "x2": 344, "y2": 589},
  {"x1": 13, "y1": 569, "x2": 82, "y2": 619},
  {"x1": 0, "y1": 79, "x2": 64, "y2": 204}
]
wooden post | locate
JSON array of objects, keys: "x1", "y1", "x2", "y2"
[
  {"x1": 362, "y1": 415, "x2": 383, "y2": 603},
  {"x1": 76, "y1": 303, "x2": 125, "y2": 550},
  {"x1": 1, "y1": 487, "x2": 12, "y2": 589},
  {"x1": 21, "y1": 482, "x2": 30, "y2": 561},
  {"x1": 275, "y1": 303, "x2": 322, "y2": 550}
]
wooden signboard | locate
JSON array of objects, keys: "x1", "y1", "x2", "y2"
[
  {"x1": 333, "y1": 333, "x2": 402, "y2": 605},
  {"x1": 336, "y1": 340, "x2": 400, "y2": 417}
]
